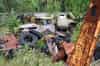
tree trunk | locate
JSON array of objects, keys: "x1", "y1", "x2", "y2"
[{"x1": 68, "y1": 0, "x2": 100, "y2": 66}]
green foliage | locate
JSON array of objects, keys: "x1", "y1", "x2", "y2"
[
  {"x1": 7, "y1": 15, "x2": 20, "y2": 33},
  {"x1": 0, "y1": 48, "x2": 63, "y2": 66},
  {"x1": 65, "y1": 0, "x2": 89, "y2": 17},
  {"x1": 72, "y1": 22, "x2": 83, "y2": 42},
  {"x1": 5, "y1": 10, "x2": 21, "y2": 33},
  {"x1": 45, "y1": 0, "x2": 61, "y2": 13},
  {"x1": 0, "y1": 0, "x2": 89, "y2": 16},
  {"x1": 36, "y1": 39, "x2": 45, "y2": 49},
  {"x1": 16, "y1": 0, "x2": 39, "y2": 12},
  {"x1": 0, "y1": 0, "x2": 5, "y2": 12}
]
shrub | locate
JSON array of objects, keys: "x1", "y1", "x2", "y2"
[
  {"x1": 0, "y1": 47, "x2": 64, "y2": 66},
  {"x1": 4, "y1": 10, "x2": 21, "y2": 33}
]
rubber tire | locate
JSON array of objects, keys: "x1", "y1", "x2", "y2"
[
  {"x1": 29, "y1": 30, "x2": 42, "y2": 39},
  {"x1": 19, "y1": 31, "x2": 38, "y2": 46}
]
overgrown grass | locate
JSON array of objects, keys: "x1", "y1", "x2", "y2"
[
  {"x1": 0, "y1": 47, "x2": 64, "y2": 66},
  {"x1": 72, "y1": 22, "x2": 82, "y2": 43}
]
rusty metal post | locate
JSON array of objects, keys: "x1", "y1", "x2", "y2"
[{"x1": 68, "y1": 0, "x2": 100, "y2": 66}]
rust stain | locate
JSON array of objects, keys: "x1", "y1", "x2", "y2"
[
  {"x1": 68, "y1": 0, "x2": 100, "y2": 66},
  {"x1": 3, "y1": 34, "x2": 18, "y2": 49}
]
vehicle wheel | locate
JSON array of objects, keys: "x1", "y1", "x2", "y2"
[{"x1": 19, "y1": 32, "x2": 38, "y2": 46}]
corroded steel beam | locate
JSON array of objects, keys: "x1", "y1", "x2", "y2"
[{"x1": 68, "y1": 0, "x2": 100, "y2": 66}]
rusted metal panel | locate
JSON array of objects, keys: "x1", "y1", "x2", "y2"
[
  {"x1": 68, "y1": 0, "x2": 100, "y2": 66},
  {"x1": 1, "y1": 34, "x2": 18, "y2": 50}
]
